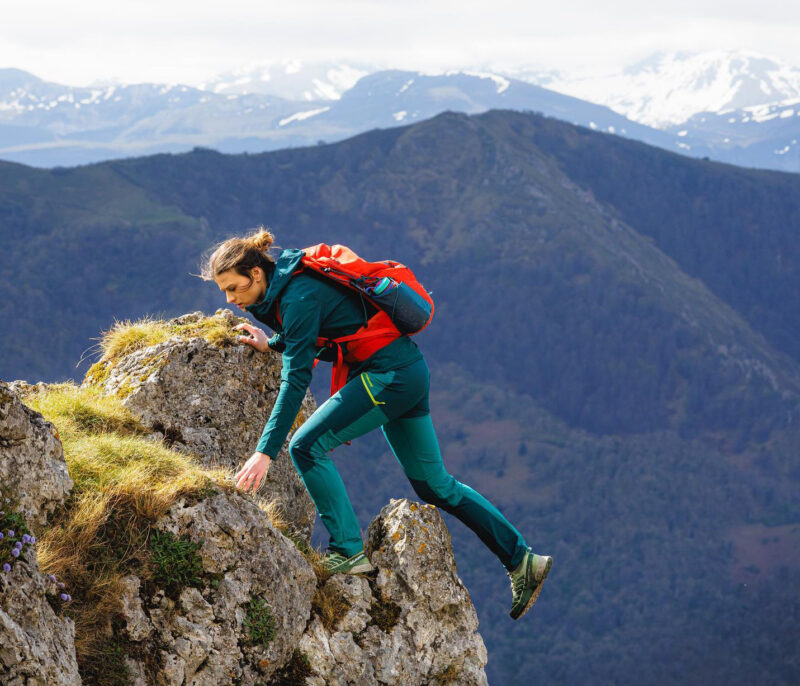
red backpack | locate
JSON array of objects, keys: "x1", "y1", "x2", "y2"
[{"x1": 275, "y1": 243, "x2": 434, "y2": 398}]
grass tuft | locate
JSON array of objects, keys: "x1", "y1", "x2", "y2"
[
  {"x1": 19, "y1": 381, "x2": 237, "y2": 679},
  {"x1": 268, "y1": 648, "x2": 312, "y2": 685},
  {"x1": 311, "y1": 582, "x2": 351, "y2": 631}
]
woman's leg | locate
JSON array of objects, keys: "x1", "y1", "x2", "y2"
[
  {"x1": 288, "y1": 360, "x2": 429, "y2": 557},
  {"x1": 381, "y1": 407, "x2": 530, "y2": 572}
]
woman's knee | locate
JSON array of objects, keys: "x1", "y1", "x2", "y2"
[
  {"x1": 288, "y1": 423, "x2": 341, "y2": 473},
  {"x1": 288, "y1": 427, "x2": 315, "y2": 472},
  {"x1": 409, "y1": 474, "x2": 463, "y2": 509}
]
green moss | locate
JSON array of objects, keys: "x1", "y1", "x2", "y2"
[
  {"x1": 268, "y1": 649, "x2": 312, "y2": 685},
  {"x1": 148, "y1": 528, "x2": 204, "y2": 599},
  {"x1": 433, "y1": 663, "x2": 460, "y2": 685},
  {"x1": 365, "y1": 596, "x2": 402, "y2": 633},
  {"x1": 242, "y1": 593, "x2": 277, "y2": 647}
]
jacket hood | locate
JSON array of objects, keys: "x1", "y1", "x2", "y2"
[{"x1": 244, "y1": 248, "x2": 305, "y2": 322}]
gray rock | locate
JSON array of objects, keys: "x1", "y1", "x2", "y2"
[
  {"x1": 298, "y1": 498, "x2": 488, "y2": 686},
  {"x1": 116, "y1": 491, "x2": 317, "y2": 685},
  {"x1": 0, "y1": 381, "x2": 73, "y2": 531},
  {"x1": 0, "y1": 381, "x2": 81, "y2": 685},
  {"x1": 81, "y1": 309, "x2": 317, "y2": 541}
]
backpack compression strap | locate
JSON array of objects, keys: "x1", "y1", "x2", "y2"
[{"x1": 273, "y1": 295, "x2": 398, "y2": 397}]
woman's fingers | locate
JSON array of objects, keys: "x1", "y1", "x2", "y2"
[{"x1": 236, "y1": 468, "x2": 261, "y2": 492}]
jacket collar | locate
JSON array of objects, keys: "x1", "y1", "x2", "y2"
[{"x1": 244, "y1": 248, "x2": 305, "y2": 323}]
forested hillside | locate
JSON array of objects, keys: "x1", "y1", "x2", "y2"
[{"x1": 1, "y1": 109, "x2": 798, "y2": 684}]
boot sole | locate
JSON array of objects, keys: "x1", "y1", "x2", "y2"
[
  {"x1": 328, "y1": 559, "x2": 375, "y2": 575},
  {"x1": 342, "y1": 560, "x2": 374, "y2": 574},
  {"x1": 513, "y1": 555, "x2": 552, "y2": 620}
]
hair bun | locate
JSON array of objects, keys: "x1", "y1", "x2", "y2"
[{"x1": 249, "y1": 227, "x2": 275, "y2": 253}]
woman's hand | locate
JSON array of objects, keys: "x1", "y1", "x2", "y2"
[
  {"x1": 235, "y1": 452, "x2": 272, "y2": 493},
  {"x1": 233, "y1": 323, "x2": 269, "y2": 352}
]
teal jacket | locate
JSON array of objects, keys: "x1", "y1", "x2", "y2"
[{"x1": 245, "y1": 248, "x2": 424, "y2": 458}]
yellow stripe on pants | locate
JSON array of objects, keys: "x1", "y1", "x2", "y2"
[{"x1": 361, "y1": 373, "x2": 386, "y2": 406}]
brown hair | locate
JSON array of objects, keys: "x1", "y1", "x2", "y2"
[{"x1": 198, "y1": 226, "x2": 279, "y2": 285}]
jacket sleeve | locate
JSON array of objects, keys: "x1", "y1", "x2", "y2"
[
  {"x1": 255, "y1": 293, "x2": 320, "y2": 458},
  {"x1": 267, "y1": 332, "x2": 286, "y2": 352}
]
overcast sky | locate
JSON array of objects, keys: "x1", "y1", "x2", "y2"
[{"x1": 4, "y1": 0, "x2": 800, "y2": 86}]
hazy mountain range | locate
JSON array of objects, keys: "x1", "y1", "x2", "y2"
[{"x1": 1, "y1": 50, "x2": 799, "y2": 171}]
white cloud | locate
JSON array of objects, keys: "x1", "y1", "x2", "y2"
[{"x1": 1, "y1": 0, "x2": 799, "y2": 86}]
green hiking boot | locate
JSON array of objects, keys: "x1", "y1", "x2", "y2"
[
  {"x1": 508, "y1": 549, "x2": 552, "y2": 620},
  {"x1": 321, "y1": 549, "x2": 375, "y2": 575}
]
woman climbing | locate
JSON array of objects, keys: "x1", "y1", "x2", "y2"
[{"x1": 200, "y1": 226, "x2": 552, "y2": 620}]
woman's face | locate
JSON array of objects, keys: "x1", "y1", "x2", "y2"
[{"x1": 214, "y1": 267, "x2": 267, "y2": 310}]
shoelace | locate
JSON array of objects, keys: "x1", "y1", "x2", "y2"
[{"x1": 510, "y1": 572, "x2": 527, "y2": 598}]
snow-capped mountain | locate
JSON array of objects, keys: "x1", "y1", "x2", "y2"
[
  {"x1": 663, "y1": 97, "x2": 800, "y2": 171},
  {"x1": 196, "y1": 59, "x2": 373, "y2": 101},
  {"x1": 534, "y1": 50, "x2": 800, "y2": 129},
  {"x1": 0, "y1": 67, "x2": 677, "y2": 168},
  {"x1": 1, "y1": 51, "x2": 799, "y2": 173}
]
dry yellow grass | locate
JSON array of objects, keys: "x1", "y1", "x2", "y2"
[
  {"x1": 21, "y1": 382, "x2": 236, "y2": 668},
  {"x1": 83, "y1": 310, "x2": 246, "y2": 388},
  {"x1": 311, "y1": 580, "x2": 351, "y2": 631}
]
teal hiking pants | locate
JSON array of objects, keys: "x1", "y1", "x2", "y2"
[{"x1": 288, "y1": 356, "x2": 530, "y2": 571}]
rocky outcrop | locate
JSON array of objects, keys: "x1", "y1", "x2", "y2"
[
  {"x1": 117, "y1": 490, "x2": 318, "y2": 685},
  {"x1": 0, "y1": 381, "x2": 73, "y2": 531},
  {"x1": 300, "y1": 499, "x2": 488, "y2": 686},
  {"x1": 1, "y1": 310, "x2": 489, "y2": 685},
  {"x1": 81, "y1": 309, "x2": 317, "y2": 541},
  {"x1": 0, "y1": 381, "x2": 81, "y2": 685}
]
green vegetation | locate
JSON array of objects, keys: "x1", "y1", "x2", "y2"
[
  {"x1": 78, "y1": 638, "x2": 132, "y2": 686},
  {"x1": 148, "y1": 529, "x2": 204, "y2": 599},
  {"x1": 0, "y1": 487, "x2": 35, "y2": 574},
  {"x1": 267, "y1": 648, "x2": 312, "y2": 685},
  {"x1": 242, "y1": 593, "x2": 277, "y2": 647}
]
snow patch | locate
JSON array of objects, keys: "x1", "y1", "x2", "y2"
[
  {"x1": 393, "y1": 111, "x2": 408, "y2": 121},
  {"x1": 278, "y1": 106, "x2": 330, "y2": 126}
]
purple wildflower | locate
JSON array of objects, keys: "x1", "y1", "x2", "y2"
[
  {"x1": 57, "y1": 581, "x2": 65, "y2": 589},
  {"x1": 2, "y1": 563, "x2": 9, "y2": 572},
  {"x1": 7, "y1": 530, "x2": 14, "y2": 538},
  {"x1": 0, "y1": 532, "x2": 4, "y2": 540},
  {"x1": 30, "y1": 535, "x2": 35, "y2": 544},
  {"x1": 60, "y1": 593, "x2": 68, "y2": 601},
  {"x1": 11, "y1": 548, "x2": 19, "y2": 557},
  {"x1": 49, "y1": 574, "x2": 56, "y2": 582},
  {"x1": 65, "y1": 594, "x2": 72, "y2": 601}
]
